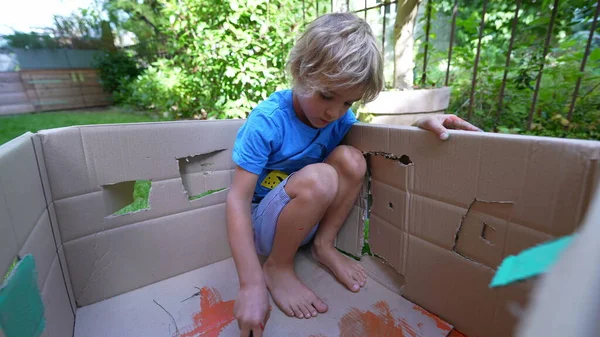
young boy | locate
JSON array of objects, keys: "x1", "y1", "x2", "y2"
[{"x1": 226, "y1": 12, "x2": 481, "y2": 337}]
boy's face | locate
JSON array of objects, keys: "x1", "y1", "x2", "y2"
[{"x1": 293, "y1": 86, "x2": 364, "y2": 128}]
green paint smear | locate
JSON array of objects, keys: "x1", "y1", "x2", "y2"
[
  {"x1": 3, "y1": 258, "x2": 18, "y2": 282},
  {"x1": 189, "y1": 188, "x2": 226, "y2": 201},
  {"x1": 113, "y1": 180, "x2": 151, "y2": 215},
  {"x1": 362, "y1": 218, "x2": 372, "y2": 256},
  {"x1": 0, "y1": 254, "x2": 45, "y2": 337}
]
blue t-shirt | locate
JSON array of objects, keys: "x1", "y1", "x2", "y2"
[{"x1": 232, "y1": 89, "x2": 358, "y2": 202}]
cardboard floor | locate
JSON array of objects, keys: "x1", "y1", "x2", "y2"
[{"x1": 74, "y1": 249, "x2": 454, "y2": 337}]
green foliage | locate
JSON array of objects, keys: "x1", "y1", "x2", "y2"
[
  {"x1": 122, "y1": 0, "x2": 307, "y2": 119},
  {"x1": 93, "y1": 50, "x2": 141, "y2": 103},
  {"x1": 3, "y1": 32, "x2": 60, "y2": 49},
  {"x1": 52, "y1": 7, "x2": 109, "y2": 49},
  {"x1": 122, "y1": 60, "x2": 192, "y2": 117},
  {"x1": 102, "y1": 0, "x2": 169, "y2": 63},
  {"x1": 415, "y1": 0, "x2": 600, "y2": 140}
]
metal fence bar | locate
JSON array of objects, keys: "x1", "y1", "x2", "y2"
[
  {"x1": 495, "y1": 0, "x2": 521, "y2": 127},
  {"x1": 316, "y1": 0, "x2": 319, "y2": 17},
  {"x1": 303, "y1": 0, "x2": 306, "y2": 23},
  {"x1": 346, "y1": 0, "x2": 350, "y2": 11},
  {"x1": 382, "y1": 3, "x2": 387, "y2": 56},
  {"x1": 467, "y1": 0, "x2": 488, "y2": 120},
  {"x1": 354, "y1": 0, "x2": 397, "y2": 13},
  {"x1": 528, "y1": 0, "x2": 560, "y2": 130},
  {"x1": 445, "y1": 0, "x2": 459, "y2": 86},
  {"x1": 331, "y1": 0, "x2": 334, "y2": 12},
  {"x1": 567, "y1": 0, "x2": 600, "y2": 122},
  {"x1": 420, "y1": 0, "x2": 433, "y2": 86}
]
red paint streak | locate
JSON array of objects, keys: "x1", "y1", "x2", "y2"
[
  {"x1": 417, "y1": 322, "x2": 424, "y2": 328},
  {"x1": 298, "y1": 227, "x2": 305, "y2": 231},
  {"x1": 178, "y1": 287, "x2": 235, "y2": 337},
  {"x1": 309, "y1": 334, "x2": 328, "y2": 337},
  {"x1": 412, "y1": 305, "x2": 452, "y2": 332},
  {"x1": 338, "y1": 301, "x2": 424, "y2": 337},
  {"x1": 448, "y1": 330, "x2": 468, "y2": 337}
]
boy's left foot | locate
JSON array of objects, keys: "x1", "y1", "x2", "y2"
[{"x1": 311, "y1": 244, "x2": 367, "y2": 292}]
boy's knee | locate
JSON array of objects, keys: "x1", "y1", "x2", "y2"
[
  {"x1": 288, "y1": 163, "x2": 338, "y2": 204},
  {"x1": 328, "y1": 146, "x2": 366, "y2": 182}
]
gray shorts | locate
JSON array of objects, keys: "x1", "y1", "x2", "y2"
[{"x1": 251, "y1": 174, "x2": 319, "y2": 256}]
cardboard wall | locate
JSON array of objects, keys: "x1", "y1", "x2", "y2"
[
  {"x1": 37, "y1": 120, "x2": 244, "y2": 306},
  {"x1": 344, "y1": 123, "x2": 600, "y2": 337},
  {"x1": 0, "y1": 133, "x2": 75, "y2": 337}
]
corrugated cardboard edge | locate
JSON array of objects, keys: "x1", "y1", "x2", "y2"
[
  {"x1": 32, "y1": 133, "x2": 77, "y2": 315},
  {"x1": 516, "y1": 185, "x2": 600, "y2": 337}
]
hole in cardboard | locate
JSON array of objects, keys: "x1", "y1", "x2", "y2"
[
  {"x1": 388, "y1": 202, "x2": 394, "y2": 209},
  {"x1": 178, "y1": 150, "x2": 228, "y2": 200},
  {"x1": 103, "y1": 180, "x2": 151, "y2": 217},
  {"x1": 399, "y1": 155, "x2": 412, "y2": 165},
  {"x1": 480, "y1": 222, "x2": 496, "y2": 245},
  {"x1": 453, "y1": 200, "x2": 513, "y2": 267}
]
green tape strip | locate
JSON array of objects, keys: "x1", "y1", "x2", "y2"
[
  {"x1": 0, "y1": 254, "x2": 45, "y2": 337},
  {"x1": 490, "y1": 235, "x2": 574, "y2": 288}
]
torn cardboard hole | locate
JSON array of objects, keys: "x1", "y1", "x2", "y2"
[
  {"x1": 177, "y1": 150, "x2": 228, "y2": 201},
  {"x1": 453, "y1": 199, "x2": 513, "y2": 268},
  {"x1": 481, "y1": 222, "x2": 496, "y2": 246},
  {"x1": 103, "y1": 180, "x2": 151, "y2": 217},
  {"x1": 365, "y1": 151, "x2": 413, "y2": 166}
]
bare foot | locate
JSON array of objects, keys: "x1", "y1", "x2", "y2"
[
  {"x1": 312, "y1": 244, "x2": 367, "y2": 292},
  {"x1": 263, "y1": 260, "x2": 328, "y2": 319}
]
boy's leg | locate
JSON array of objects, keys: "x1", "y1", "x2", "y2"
[
  {"x1": 312, "y1": 145, "x2": 368, "y2": 292},
  {"x1": 263, "y1": 163, "x2": 337, "y2": 319}
]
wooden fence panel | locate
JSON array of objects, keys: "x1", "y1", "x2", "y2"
[{"x1": 0, "y1": 69, "x2": 112, "y2": 115}]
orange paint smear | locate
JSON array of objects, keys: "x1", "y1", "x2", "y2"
[
  {"x1": 412, "y1": 305, "x2": 452, "y2": 332},
  {"x1": 448, "y1": 329, "x2": 469, "y2": 337},
  {"x1": 178, "y1": 287, "x2": 235, "y2": 337},
  {"x1": 339, "y1": 301, "x2": 421, "y2": 337}
]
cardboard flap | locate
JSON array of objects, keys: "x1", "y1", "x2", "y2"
[
  {"x1": 362, "y1": 87, "x2": 451, "y2": 115},
  {"x1": 345, "y1": 123, "x2": 600, "y2": 337}
]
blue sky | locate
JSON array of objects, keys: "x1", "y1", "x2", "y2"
[{"x1": 0, "y1": 0, "x2": 94, "y2": 35}]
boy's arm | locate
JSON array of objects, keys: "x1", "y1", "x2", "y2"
[
  {"x1": 226, "y1": 166, "x2": 264, "y2": 287},
  {"x1": 226, "y1": 165, "x2": 270, "y2": 337}
]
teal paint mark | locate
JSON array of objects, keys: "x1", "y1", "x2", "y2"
[
  {"x1": 0, "y1": 254, "x2": 45, "y2": 337},
  {"x1": 490, "y1": 235, "x2": 574, "y2": 288}
]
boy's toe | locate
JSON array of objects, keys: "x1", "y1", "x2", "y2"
[
  {"x1": 292, "y1": 306, "x2": 304, "y2": 319},
  {"x1": 299, "y1": 303, "x2": 312, "y2": 319},
  {"x1": 311, "y1": 298, "x2": 328, "y2": 313}
]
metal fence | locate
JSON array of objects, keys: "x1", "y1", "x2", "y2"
[{"x1": 302, "y1": 0, "x2": 600, "y2": 130}]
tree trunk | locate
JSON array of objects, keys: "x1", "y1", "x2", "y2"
[{"x1": 393, "y1": 0, "x2": 421, "y2": 90}]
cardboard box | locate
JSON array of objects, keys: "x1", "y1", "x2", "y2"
[{"x1": 1, "y1": 119, "x2": 599, "y2": 337}]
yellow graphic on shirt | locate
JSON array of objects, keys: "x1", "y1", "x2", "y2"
[{"x1": 260, "y1": 170, "x2": 289, "y2": 189}]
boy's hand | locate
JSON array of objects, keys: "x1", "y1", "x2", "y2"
[
  {"x1": 414, "y1": 114, "x2": 483, "y2": 140},
  {"x1": 235, "y1": 284, "x2": 270, "y2": 337}
]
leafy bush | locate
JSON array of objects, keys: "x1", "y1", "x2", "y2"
[
  {"x1": 415, "y1": 0, "x2": 600, "y2": 140},
  {"x1": 122, "y1": 60, "x2": 193, "y2": 118},
  {"x1": 93, "y1": 51, "x2": 142, "y2": 103},
  {"x1": 120, "y1": 0, "x2": 312, "y2": 119}
]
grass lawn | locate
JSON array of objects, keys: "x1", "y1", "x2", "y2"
[{"x1": 0, "y1": 107, "x2": 161, "y2": 145}]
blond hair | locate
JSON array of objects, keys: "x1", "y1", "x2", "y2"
[{"x1": 287, "y1": 12, "x2": 384, "y2": 103}]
